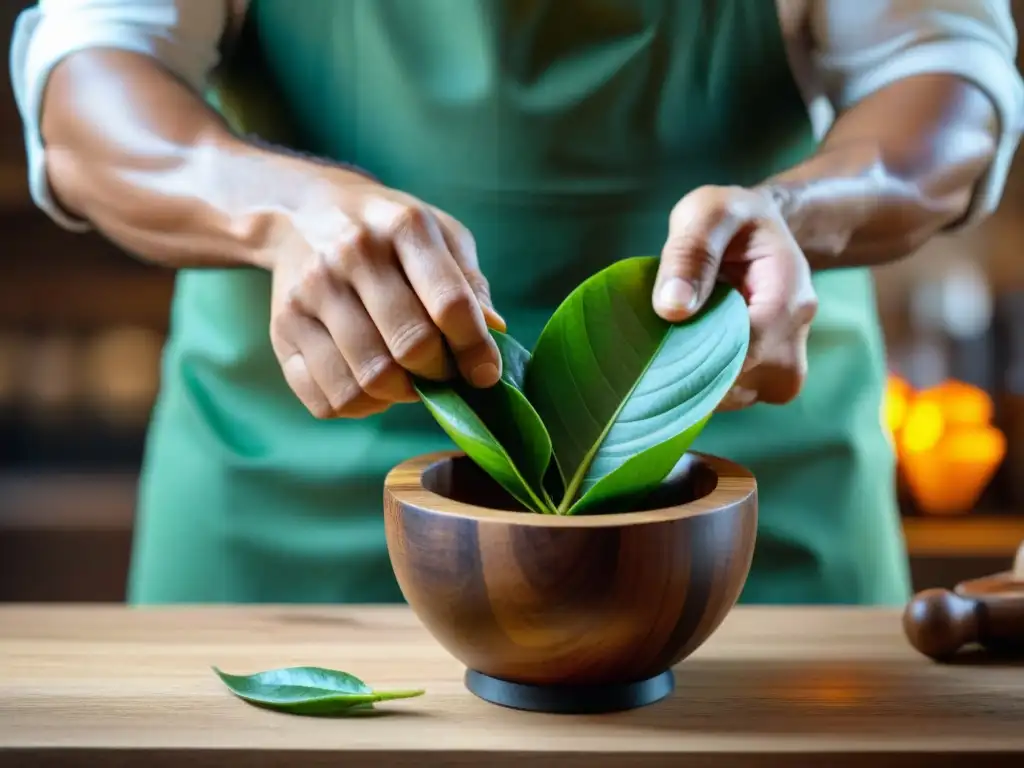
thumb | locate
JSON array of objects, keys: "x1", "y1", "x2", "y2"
[{"x1": 655, "y1": 186, "x2": 749, "y2": 323}]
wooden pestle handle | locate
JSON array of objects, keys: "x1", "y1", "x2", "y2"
[
  {"x1": 902, "y1": 588, "x2": 982, "y2": 660},
  {"x1": 903, "y1": 540, "x2": 1024, "y2": 661}
]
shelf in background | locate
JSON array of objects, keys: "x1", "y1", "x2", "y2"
[
  {"x1": 0, "y1": 269, "x2": 174, "y2": 330},
  {"x1": 2, "y1": 471, "x2": 1021, "y2": 554},
  {"x1": 0, "y1": 472, "x2": 137, "y2": 531},
  {"x1": 1, "y1": 210, "x2": 176, "y2": 331},
  {"x1": 1, "y1": 472, "x2": 1020, "y2": 602},
  {"x1": 0, "y1": 472, "x2": 137, "y2": 603},
  {"x1": 901, "y1": 514, "x2": 1024, "y2": 557}
]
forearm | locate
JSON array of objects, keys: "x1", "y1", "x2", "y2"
[
  {"x1": 40, "y1": 48, "x2": 340, "y2": 270},
  {"x1": 764, "y1": 74, "x2": 999, "y2": 270}
]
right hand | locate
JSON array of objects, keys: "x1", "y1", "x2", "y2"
[{"x1": 269, "y1": 170, "x2": 506, "y2": 419}]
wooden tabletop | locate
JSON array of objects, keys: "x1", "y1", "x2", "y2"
[{"x1": 1, "y1": 605, "x2": 1022, "y2": 767}]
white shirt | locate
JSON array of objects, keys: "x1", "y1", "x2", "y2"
[{"x1": 9, "y1": 0, "x2": 1024, "y2": 233}]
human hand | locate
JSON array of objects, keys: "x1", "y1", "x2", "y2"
[
  {"x1": 269, "y1": 170, "x2": 505, "y2": 419},
  {"x1": 654, "y1": 185, "x2": 819, "y2": 411}
]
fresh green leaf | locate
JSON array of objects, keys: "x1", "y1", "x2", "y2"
[
  {"x1": 524, "y1": 256, "x2": 749, "y2": 515},
  {"x1": 415, "y1": 330, "x2": 555, "y2": 513},
  {"x1": 212, "y1": 665, "x2": 424, "y2": 716}
]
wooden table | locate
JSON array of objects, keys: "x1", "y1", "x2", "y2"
[{"x1": 1, "y1": 606, "x2": 1022, "y2": 767}]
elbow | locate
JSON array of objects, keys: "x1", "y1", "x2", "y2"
[
  {"x1": 936, "y1": 125, "x2": 998, "y2": 223},
  {"x1": 41, "y1": 142, "x2": 92, "y2": 222},
  {"x1": 37, "y1": 56, "x2": 101, "y2": 223},
  {"x1": 901, "y1": 120, "x2": 1000, "y2": 236},
  {"x1": 857, "y1": 128, "x2": 997, "y2": 263}
]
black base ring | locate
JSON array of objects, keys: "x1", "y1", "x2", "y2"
[{"x1": 464, "y1": 668, "x2": 675, "y2": 714}]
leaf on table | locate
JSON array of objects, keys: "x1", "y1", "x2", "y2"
[
  {"x1": 524, "y1": 256, "x2": 749, "y2": 515},
  {"x1": 415, "y1": 330, "x2": 555, "y2": 513},
  {"x1": 212, "y1": 665, "x2": 424, "y2": 716}
]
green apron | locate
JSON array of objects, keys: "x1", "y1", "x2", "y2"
[{"x1": 128, "y1": 0, "x2": 911, "y2": 606}]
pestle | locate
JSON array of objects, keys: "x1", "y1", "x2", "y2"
[{"x1": 903, "y1": 541, "x2": 1024, "y2": 661}]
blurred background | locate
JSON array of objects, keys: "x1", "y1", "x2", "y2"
[{"x1": 1, "y1": 2, "x2": 1023, "y2": 603}]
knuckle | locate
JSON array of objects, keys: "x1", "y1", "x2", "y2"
[
  {"x1": 326, "y1": 379, "x2": 362, "y2": 414},
  {"x1": 343, "y1": 224, "x2": 375, "y2": 253},
  {"x1": 437, "y1": 210, "x2": 469, "y2": 238},
  {"x1": 321, "y1": 355, "x2": 359, "y2": 410},
  {"x1": 354, "y1": 354, "x2": 401, "y2": 392},
  {"x1": 697, "y1": 184, "x2": 733, "y2": 203},
  {"x1": 281, "y1": 286, "x2": 307, "y2": 319},
  {"x1": 752, "y1": 298, "x2": 790, "y2": 328},
  {"x1": 390, "y1": 204, "x2": 432, "y2": 239},
  {"x1": 665, "y1": 231, "x2": 718, "y2": 273},
  {"x1": 671, "y1": 185, "x2": 726, "y2": 219},
  {"x1": 293, "y1": 258, "x2": 332, "y2": 302},
  {"x1": 793, "y1": 294, "x2": 819, "y2": 325},
  {"x1": 456, "y1": 223, "x2": 476, "y2": 249},
  {"x1": 326, "y1": 226, "x2": 374, "y2": 275},
  {"x1": 269, "y1": 310, "x2": 289, "y2": 343},
  {"x1": 322, "y1": 250, "x2": 355, "y2": 280},
  {"x1": 307, "y1": 255, "x2": 334, "y2": 284},
  {"x1": 390, "y1": 321, "x2": 442, "y2": 366},
  {"x1": 431, "y1": 285, "x2": 477, "y2": 326},
  {"x1": 449, "y1": 219, "x2": 477, "y2": 252}
]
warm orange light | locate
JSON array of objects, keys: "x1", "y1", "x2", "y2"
[
  {"x1": 900, "y1": 398, "x2": 945, "y2": 455},
  {"x1": 783, "y1": 672, "x2": 866, "y2": 707},
  {"x1": 901, "y1": 427, "x2": 1006, "y2": 516},
  {"x1": 884, "y1": 376, "x2": 912, "y2": 435},
  {"x1": 917, "y1": 380, "x2": 993, "y2": 427},
  {"x1": 940, "y1": 426, "x2": 1006, "y2": 464},
  {"x1": 886, "y1": 375, "x2": 1005, "y2": 516}
]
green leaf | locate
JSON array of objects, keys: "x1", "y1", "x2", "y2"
[
  {"x1": 415, "y1": 330, "x2": 555, "y2": 513},
  {"x1": 524, "y1": 256, "x2": 749, "y2": 515},
  {"x1": 212, "y1": 666, "x2": 424, "y2": 716}
]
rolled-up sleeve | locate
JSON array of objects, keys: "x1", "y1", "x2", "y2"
[
  {"x1": 8, "y1": 0, "x2": 230, "y2": 231},
  {"x1": 809, "y1": 0, "x2": 1024, "y2": 228}
]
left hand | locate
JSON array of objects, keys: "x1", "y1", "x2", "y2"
[{"x1": 654, "y1": 185, "x2": 819, "y2": 411}]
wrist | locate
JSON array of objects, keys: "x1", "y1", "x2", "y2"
[
  {"x1": 201, "y1": 132, "x2": 377, "y2": 271},
  {"x1": 754, "y1": 176, "x2": 875, "y2": 269}
]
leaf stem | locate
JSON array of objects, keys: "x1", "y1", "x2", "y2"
[{"x1": 373, "y1": 689, "x2": 426, "y2": 700}]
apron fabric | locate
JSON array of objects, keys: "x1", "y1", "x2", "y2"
[{"x1": 128, "y1": 0, "x2": 911, "y2": 606}]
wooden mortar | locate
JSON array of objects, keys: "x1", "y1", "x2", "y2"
[{"x1": 383, "y1": 451, "x2": 758, "y2": 714}]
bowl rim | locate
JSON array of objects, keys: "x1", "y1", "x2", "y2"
[{"x1": 384, "y1": 450, "x2": 756, "y2": 527}]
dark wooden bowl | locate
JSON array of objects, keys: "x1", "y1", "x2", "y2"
[{"x1": 383, "y1": 450, "x2": 758, "y2": 714}]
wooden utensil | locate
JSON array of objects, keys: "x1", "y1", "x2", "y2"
[
  {"x1": 903, "y1": 540, "x2": 1024, "y2": 660},
  {"x1": 383, "y1": 451, "x2": 758, "y2": 714}
]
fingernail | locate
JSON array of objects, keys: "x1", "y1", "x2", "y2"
[
  {"x1": 470, "y1": 362, "x2": 500, "y2": 388},
  {"x1": 483, "y1": 305, "x2": 507, "y2": 333},
  {"x1": 657, "y1": 278, "x2": 699, "y2": 314}
]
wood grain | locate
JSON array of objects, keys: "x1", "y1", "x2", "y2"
[
  {"x1": 1, "y1": 605, "x2": 1023, "y2": 767},
  {"x1": 383, "y1": 452, "x2": 758, "y2": 687}
]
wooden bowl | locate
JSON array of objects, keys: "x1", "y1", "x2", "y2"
[{"x1": 383, "y1": 450, "x2": 758, "y2": 714}]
